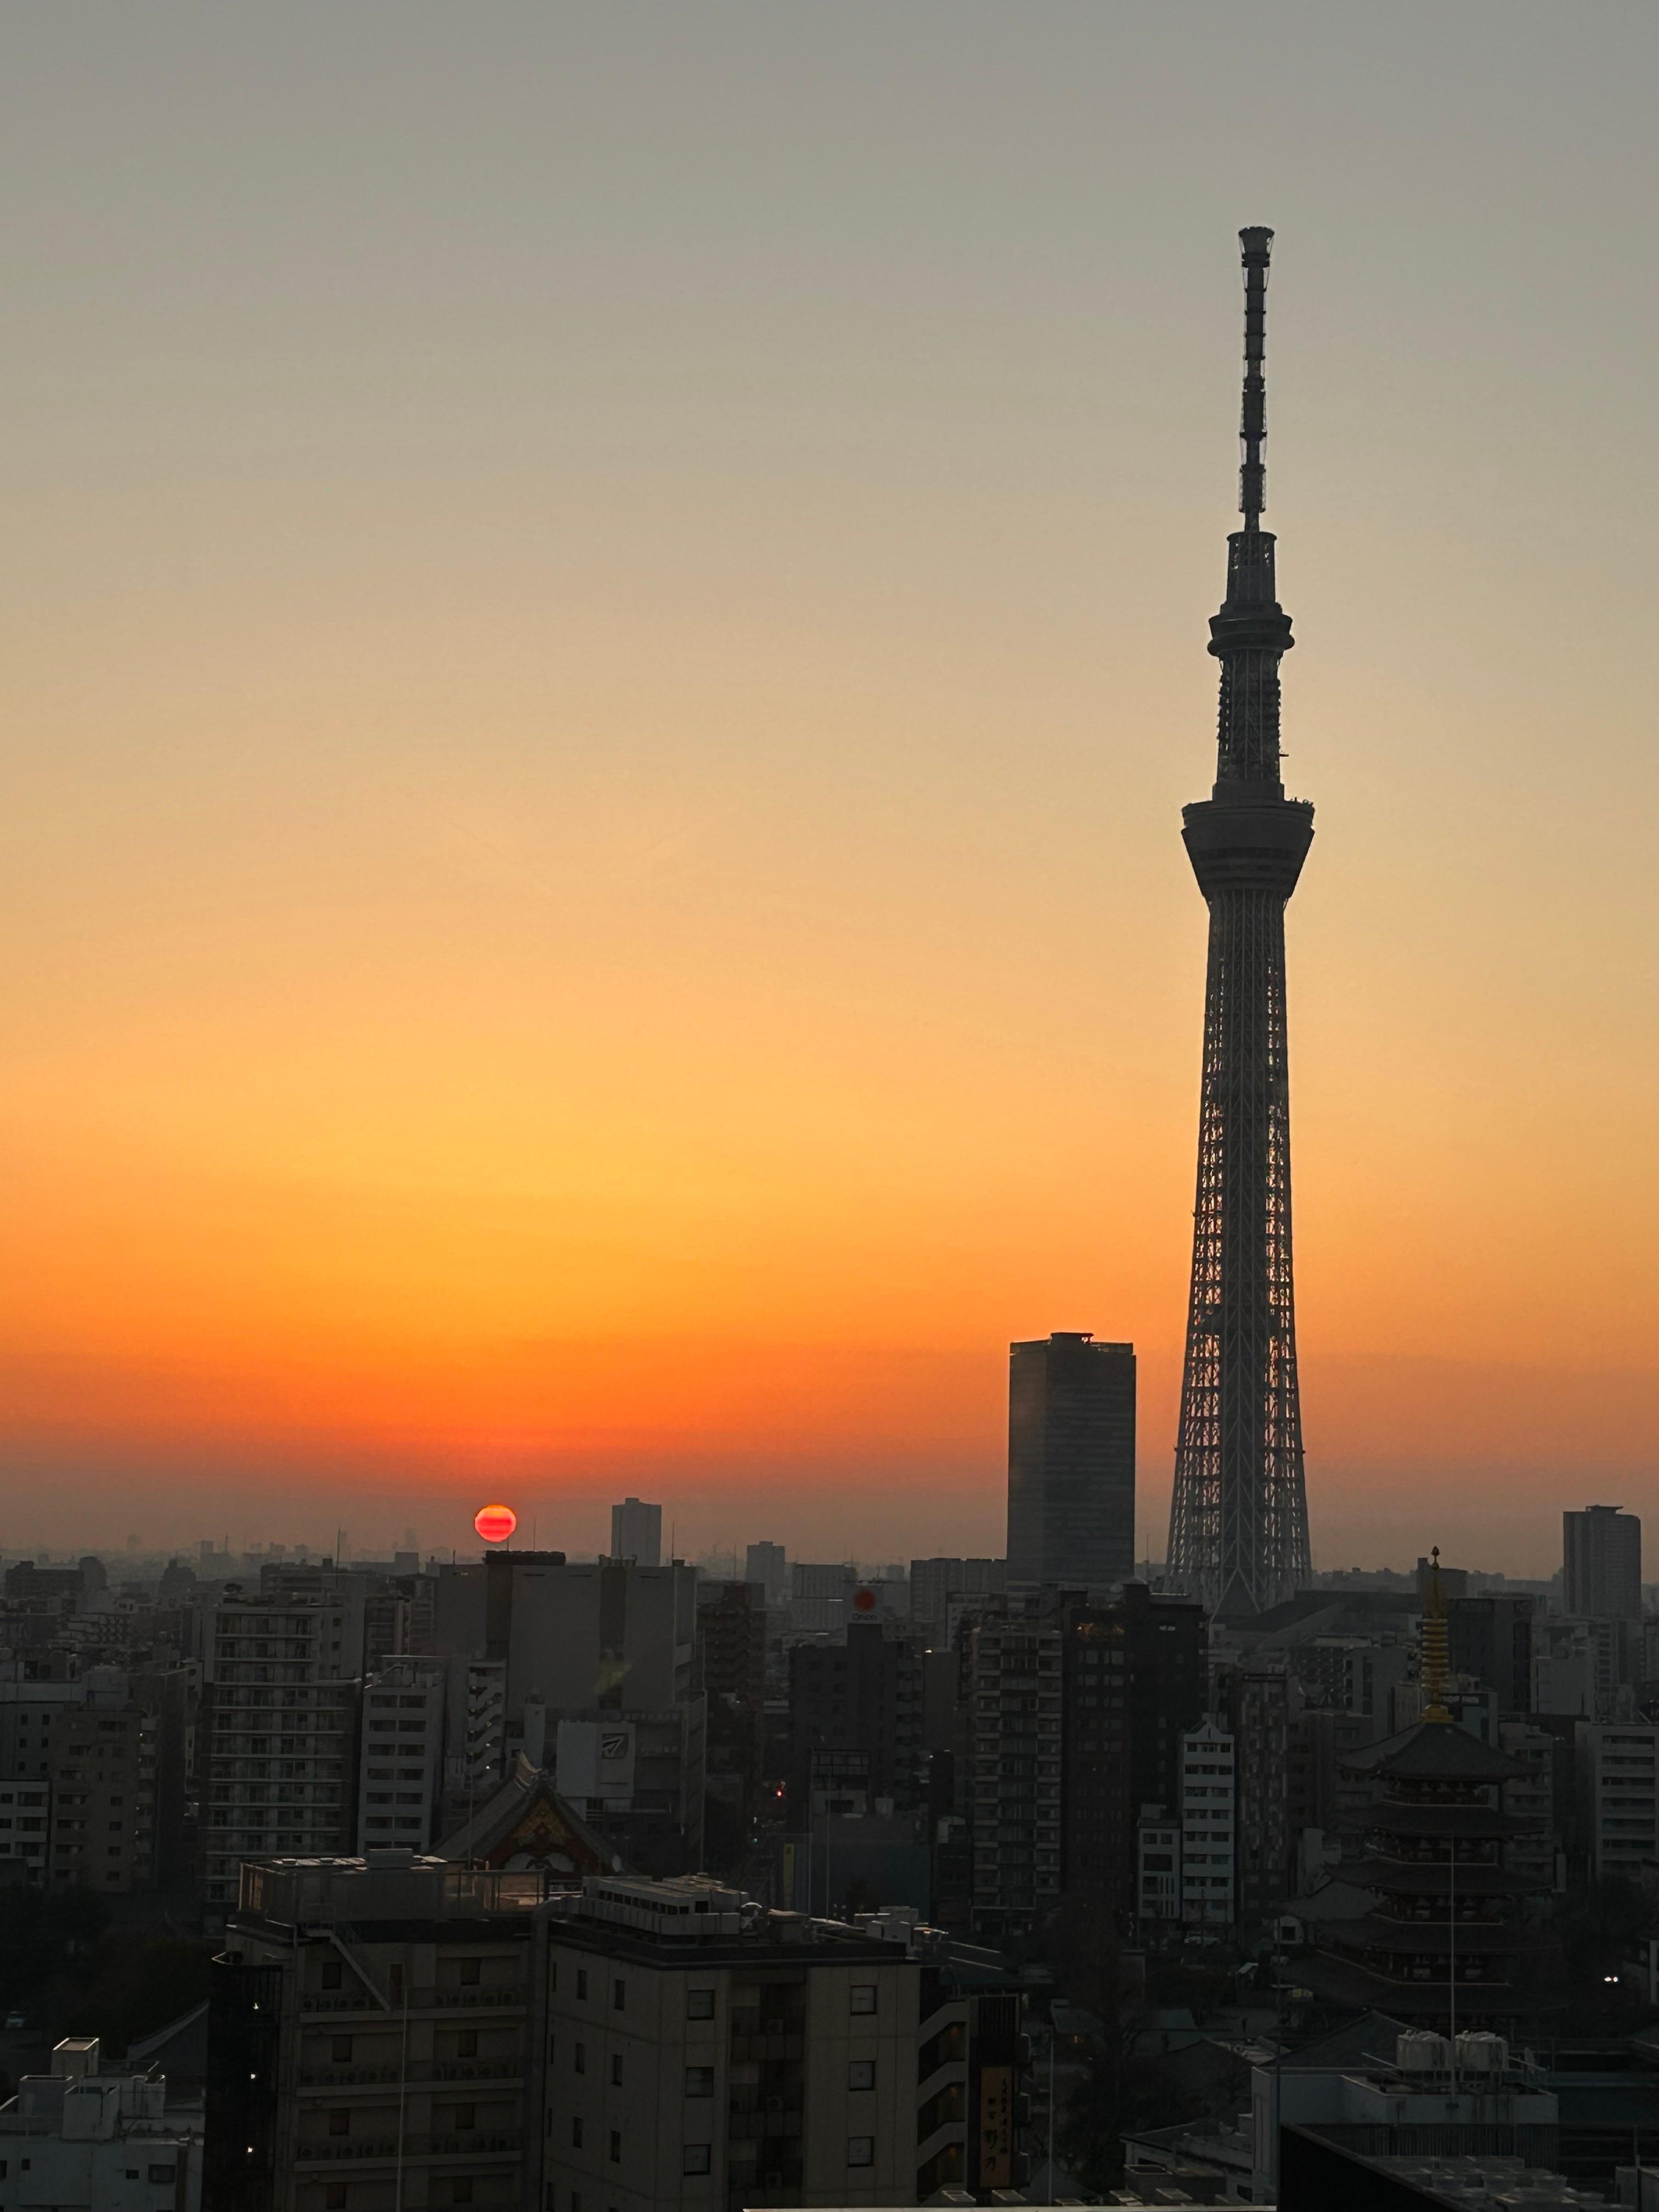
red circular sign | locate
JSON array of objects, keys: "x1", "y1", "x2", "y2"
[
  {"x1": 474, "y1": 1504, "x2": 517, "y2": 1545},
  {"x1": 853, "y1": 1588, "x2": 877, "y2": 1613}
]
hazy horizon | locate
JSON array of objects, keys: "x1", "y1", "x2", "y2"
[{"x1": 4, "y1": 3, "x2": 1657, "y2": 1577}]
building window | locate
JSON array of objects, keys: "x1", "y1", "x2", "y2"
[
  {"x1": 612, "y1": 1978, "x2": 625, "y2": 2012},
  {"x1": 574, "y1": 2042, "x2": 586, "y2": 2074},
  {"x1": 610, "y1": 2053, "x2": 623, "y2": 2087},
  {"x1": 325, "y1": 2188, "x2": 346, "y2": 2210},
  {"x1": 608, "y1": 2130, "x2": 622, "y2": 2164},
  {"x1": 682, "y1": 2146, "x2": 712, "y2": 2176},
  {"x1": 850, "y1": 1985, "x2": 877, "y2": 2015},
  {"x1": 572, "y1": 2119, "x2": 584, "y2": 2149},
  {"x1": 328, "y1": 2110, "x2": 350, "y2": 2137},
  {"x1": 451, "y1": 2186, "x2": 473, "y2": 2207},
  {"x1": 452, "y1": 2104, "x2": 475, "y2": 2131},
  {"x1": 848, "y1": 2060, "x2": 875, "y2": 2090},
  {"x1": 848, "y1": 2136, "x2": 874, "y2": 2167},
  {"x1": 332, "y1": 2035, "x2": 353, "y2": 2063},
  {"x1": 148, "y1": 2171, "x2": 178, "y2": 2188},
  {"x1": 321, "y1": 1961, "x2": 343, "y2": 1990},
  {"x1": 459, "y1": 1958, "x2": 481, "y2": 1986},
  {"x1": 686, "y1": 1988, "x2": 715, "y2": 2019},
  {"x1": 457, "y1": 2029, "x2": 477, "y2": 2058},
  {"x1": 685, "y1": 2065, "x2": 714, "y2": 2097},
  {"x1": 576, "y1": 1969, "x2": 589, "y2": 2001}
]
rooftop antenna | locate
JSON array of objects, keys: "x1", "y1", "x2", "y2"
[{"x1": 1238, "y1": 226, "x2": 1273, "y2": 529}]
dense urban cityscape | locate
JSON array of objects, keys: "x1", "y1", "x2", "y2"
[
  {"x1": 7, "y1": 12, "x2": 1656, "y2": 2212},
  {"x1": 4, "y1": 1473, "x2": 1659, "y2": 2211}
]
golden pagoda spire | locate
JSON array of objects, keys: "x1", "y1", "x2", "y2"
[{"x1": 1420, "y1": 1545, "x2": 1452, "y2": 1723}]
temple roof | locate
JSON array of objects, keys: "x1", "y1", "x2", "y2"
[
  {"x1": 1322, "y1": 1914, "x2": 1530, "y2": 1956},
  {"x1": 1346, "y1": 1802, "x2": 1536, "y2": 1839},
  {"x1": 1352, "y1": 1859, "x2": 1545, "y2": 1899},
  {"x1": 434, "y1": 1754, "x2": 625, "y2": 1877},
  {"x1": 1338, "y1": 1718, "x2": 1524, "y2": 1783}
]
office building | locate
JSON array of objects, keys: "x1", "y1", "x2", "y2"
[
  {"x1": 611, "y1": 1498, "x2": 663, "y2": 1568},
  {"x1": 909, "y1": 1559, "x2": 1006, "y2": 1646},
  {"x1": 744, "y1": 1542, "x2": 787, "y2": 1607},
  {"x1": 696, "y1": 1583, "x2": 767, "y2": 1864},
  {"x1": 208, "y1": 1853, "x2": 536, "y2": 2211},
  {"x1": 1565, "y1": 1505, "x2": 1642, "y2": 1621},
  {"x1": 1447, "y1": 1593, "x2": 1538, "y2": 1713},
  {"x1": 1005, "y1": 1334, "x2": 1136, "y2": 1600},
  {"x1": 527, "y1": 1874, "x2": 1028, "y2": 2208},
  {"x1": 198, "y1": 1593, "x2": 362, "y2": 1914},
  {"x1": 789, "y1": 1618, "x2": 924, "y2": 1816},
  {"x1": 0, "y1": 2038, "x2": 202, "y2": 2212}
]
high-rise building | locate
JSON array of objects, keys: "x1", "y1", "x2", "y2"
[
  {"x1": 197, "y1": 1593, "x2": 362, "y2": 1914},
  {"x1": 1059, "y1": 1584, "x2": 1207, "y2": 1918},
  {"x1": 1166, "y1": 228, "x2": 1314, "y2": 1619},
  {"x1": 1178, "y1": 1718, "x2": 1237, "y2": 1926},
  {"x1": 909, "y1": 1558, "x2": 1006, "y2": 1645},
  {"x1": 356, "y1": 1658, "x2": 445, "y2": 1854},
  {"x1": 788, "y1": 1618, "x2": 926, "y2": 1816},
  {"x1": 967, "y1": 1613, "x2": 1064, "y2": 1934},
  {"x1": 611, "y1": 1497, "x2": 663, "y2": 1567},
  {"x1": 1005, "y1": 1334, "x2": 1135, "y2": 1601},
  {"x1": 744, "y1": 1541, "x2": 787, "y2": 1606},
  {"x1": 1564, "y1": 1505, "x2": 1641, "y2": 1621}
]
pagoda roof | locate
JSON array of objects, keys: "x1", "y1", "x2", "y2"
[
  {"x1": 1346, "y1": 1802, "x2": 1536, "y2": 1839},
  {"x1": 434, "y1": 1754, "x2": 625, "y2": 1878},
  {"x1": 1322, "y1": 1914, "x2": 1530, "y2": 1957},
  {"x1": 1352, "y1": 1859, "x2": 1546, "y2": 1899},
  {"x1": 1338, "y1": 1718, "x2": 1524, "y2": 1783}
]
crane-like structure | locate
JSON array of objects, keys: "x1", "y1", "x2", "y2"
[{"x1": 1165, "y1": 228, "x2": 1314, "y2": 1619}]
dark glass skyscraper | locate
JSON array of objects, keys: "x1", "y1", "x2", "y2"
[
  {"x1": 1166, "y1": 228, "x2": 1313, "y2": 1619},
  {"x1": 1006, "y1": 1332, "x2": 1136, "y2": 1599}
]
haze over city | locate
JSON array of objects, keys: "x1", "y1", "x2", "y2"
[{"x1": 5, "y1": 2, "x2": 1658, "y2": 1572}]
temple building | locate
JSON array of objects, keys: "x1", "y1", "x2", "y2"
[{"x1": 1313, "y1": 1551, "x2": 1545, "y2": 2024}]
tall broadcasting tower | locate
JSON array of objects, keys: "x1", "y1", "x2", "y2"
[{"x1": 1165, "y1": 228, "x2": 1313, "y2": 1620}]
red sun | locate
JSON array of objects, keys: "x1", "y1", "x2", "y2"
[
  {"x1": 473, "y1": 1503, "x2": 517, "y2": 1545},
  {"x1": 853, "y1": 1588, "x2": 877, "y2": 1613}
]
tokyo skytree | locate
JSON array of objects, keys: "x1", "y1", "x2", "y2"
[{"x1": 1165, "y1": 228, "x2": 1313, "y2": 1618}]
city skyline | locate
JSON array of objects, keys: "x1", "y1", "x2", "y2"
[{"x1": 4, "y1": 5, "x2": 1658, "y2": 1574}]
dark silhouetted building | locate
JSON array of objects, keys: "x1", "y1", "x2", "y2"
[
  {"x1": 1564, "y1": 1505, "x2": 1641, "y2": 1621},
  {"x1": 788, "y1": 1618, "x2": 923, "y2": 1816},
  {"x1": 1006, "y1": 1334, "x2": 1136, "y2": 1601},
  {"x1": 1061, "y1": 1583, "x2": 1207, "y2": 1920}
]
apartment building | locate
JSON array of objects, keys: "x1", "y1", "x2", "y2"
[
  {"x1": 207, "y1": 1852, "x2": 537, "y2": 2212},
  {"x1": 357, "y1": 1658, "x2": 445, "y2": 1853},
  {"x1": 199, "y1": 1595, "x2": 362, "y2": 1913},
  {"x1": 1579, "y1": 1723, "x2": 1659, "y2": 1881},
  {"x1": 967, "y1": 1614, "x2": 1063, "y2": 1934},
  {"x1": 1180, "y1": 1719, "x2": 1237, "y2": 1926},
  {"x1": 528, "y1": 1875, "x2": 1024, "y2": 2209},
  {"x1": 48, "y1": 1699, "x2": 158, "y2": 1893}
]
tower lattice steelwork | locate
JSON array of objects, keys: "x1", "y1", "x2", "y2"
[{"x1": 1165, "y1": 227, "x2": 1313, "y2": 1620}]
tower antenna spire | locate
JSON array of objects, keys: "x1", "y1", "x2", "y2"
[{"x1": 1238, "y1": 226, "x2": 1273, "y2": 529}]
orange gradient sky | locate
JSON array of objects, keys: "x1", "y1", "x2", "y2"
[{"x1": 4, "y1": 5, "x2": 1658, "y2": 1570}]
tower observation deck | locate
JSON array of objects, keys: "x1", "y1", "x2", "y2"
[{"x1": 1165, "y1": 227, "x2": 1313, "y2": 1620}]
